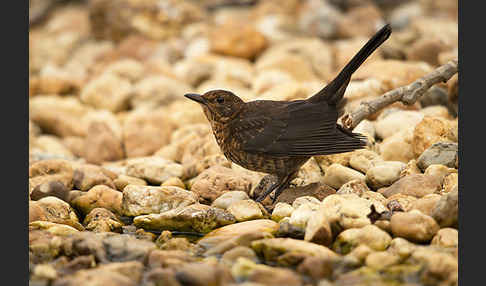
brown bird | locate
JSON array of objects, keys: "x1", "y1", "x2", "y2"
[{"x1": 185, "y1": 24, "x2": 392, "y2": 203}]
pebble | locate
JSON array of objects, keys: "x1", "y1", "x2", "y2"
[
  {"x1": 80, "y1": 70, "x2": 132, "y2": 112},
  {"x1": 83, "y1": 111, "x2": 125, "y2": 164},
  {"x1": 29, "y1": 196, "x2": 84, "y2": 230},
  {"x1": 379, "y1": 127, "x2": 416, "y2": 163},
  {"x1": 221, "y1": 246, "x2": 259, "y2": 267},
  {"x1": 231, "y1": 257, "x2": 303, "y2": 286},
  {"x1": 417, "y1": 142, "x2": 458, "y2": 171},
  {"x1": 190, "y1": 165, "x2": 254, "y2": 204},
  {"x1": 305, "y1": 194, "x2": 386, "y2": 246},
  {"x1": 265, "y1": 182, "x2": 336, "y2": 208},
  {"x1": 133, "y1": 203, "x2": 236, "y2": 233},
  {"x1": 121, "y1": 185, "x2": 198, "y2": 217},
  {"x1": 29, "y1": 95, "x2": 89, "y2": 138},
  {"x1": 173, "y1": 261, "x2": 234, "y2": 286},
  {"x1": 431, "y1": 186, "x2": 458, "y2": 227},
  {"x1": 390, "y1": 210, "x2": 440, "y2": 243},
  {"x1": 198, "y1": 220, "x2": 279, "y2": 252},
  {"x1": 72, "y1": 163, "x2": 117, "y2": 191},
  {"x1": 122, "y1": 110, "x2": 176, "y2": 158},
  {"x1": 70, "y1": 185, "x2": 123, "y2": 216},
  {"x1": 29, "y1": 159, "x2": 74, "y2": 196},
  {"x1": 365, "y1": 251, "x2": 400, "y2": 270},
  {"x1": 374, "y1": 110, "x2": 424, "y2": 140},
  {"x1": 211, "y1": 191, "x2": 250, "y2": 210},
  {"x1": 271, "y1": 203, "x2": 294, "y2": 222},
  {"x1": 442, "y1": 173, "x2": 458, "y2": 193},
  {"x1": 349, "y1": 150, "x2": 383, "y2": 174},
  {"x1": 409, "y1": 246, "x2": 458, "y2": 285},
  {"x1": 423, "y1": 164, "x2": 457, "y2": 185},
  {"x1": 322, "y1": 164, "x2": 366, "y2": 189},
  {"x1": 333, "y1": 225, "x2": 392, "y2": 254},
  {"x1": 125, "y1": 157, "x2": 183, "y2": 185},
  {"x1": 365, "y1": 161, "x2": 406, "y2": 190},
  {"x1": 146, "y1": 249, "x2": 197, "y2": 269},
  {"x1": 53, "y1": 261, "x2": 144, "y2": 286},
  {"x1": 412, "y1": 116, "x2": 457, "y2": 158},
  {"x1": 30, "y1": 181, "x2": 70, "y2": 202},
  {"x1": 387, "y1": 237, "x2": 418, "y2": 260},
  {"x1": 431, "y1": 228, "x2": 458, "y2": 248},
  {"x1": 288, "y1": 202, "x2": 319, "y2": 230},
  {"x1": 251, "y1": 238, "x2": 338, "y2": 263},
  {"x1": 385, "y1": 194, "x2": 417, "y2": 212},
  {"x1": 336, "y1": 179, "x2": 371, "y2": 195},
  {"x1": 29, "y1": 221, "x2": 80, "y2": 236},
  {"x1": 161, "y1": 177, "x2": 186, "y2": 189},
  {"x1": 83, "y1": 208, "x2": 124, "y2": 233},
  {"x1": 378, "y1": 174, "x2": 441, "y2": 198},
  {"x1": 210, "y1": 23, "x2": 267, "y2": 60},
  {"x1": 30, "y1": 135, "x2": 76, "y2": 161},
  {"x1": 410, "y1": 194, "x2": 442, "y2": 216},
  {"x1": 113, "y1": 175, "x2": 147, "y2": 191},
  {"x1": 399, "y1": 159, "x2": 422, "y2": 177},
  {"x1": 227, "y1": 200, "x2": 266, "y2": 222}
]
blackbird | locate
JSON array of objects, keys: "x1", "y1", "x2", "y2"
[{"x1": 185, "y1": 24, "x2": 392, "y2": 203}]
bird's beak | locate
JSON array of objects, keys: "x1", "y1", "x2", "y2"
[{"x1": 184, "y1": 93, "x2": 206, "y2": 105}]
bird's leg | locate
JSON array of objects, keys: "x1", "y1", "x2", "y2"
[
  {"x1": 255, "y1": 180, "x2": 280, "y2": 202},
  {"x1": 270, "y1": 172, "x2": 298, "y2": 203}
]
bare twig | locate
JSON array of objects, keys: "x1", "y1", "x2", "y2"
[{"x1": 342, "y1": 58, "x2": 459, "y2": 130}]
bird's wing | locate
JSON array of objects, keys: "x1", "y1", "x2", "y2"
[{"x1": 230, "y1": 100, "x2": 367, "y2": 157}]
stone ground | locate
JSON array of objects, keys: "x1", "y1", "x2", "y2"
[{"x1": 29, "y1": 0, "x2": 458, "y2": 285}]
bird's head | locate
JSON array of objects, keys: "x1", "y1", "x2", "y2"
[{"x1": 184, "y1": 90, "x2": 245, "y2": 123}]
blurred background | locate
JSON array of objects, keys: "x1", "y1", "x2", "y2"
[{"x1": 29, "y1": 0, "x2": 458, "y2": 166}]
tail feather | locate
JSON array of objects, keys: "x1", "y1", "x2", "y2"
[{"x1": 308, "y1": 24, "x2": 392, "y2": 105}]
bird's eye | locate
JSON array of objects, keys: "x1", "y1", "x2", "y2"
[{"x1": 216, "y1": 97, "x2": 224, "y2": 104}]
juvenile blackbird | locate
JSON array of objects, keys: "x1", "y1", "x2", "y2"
[{"x1": 185, "y1": 24, "x2": 392, "y2": 203}]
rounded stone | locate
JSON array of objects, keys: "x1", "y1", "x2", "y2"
[
  {"x1": 227, "y1": 200, "x2": 265, "y2": 222},
  {"x1": 322, "y1": 164, "x2": 365, "y2": 189},
  {"x1": 431, "y1": 228, "x2": 458, "y2": 248},
  {"x1": 390, "y1": 210, "x2": 440, "y2": 243},
  {"x1": 332, "y1": 225, "x2": 392, "y2": 255},
  {"x1": 365, "y1": 161, "x2": 406, "y2": 190},
  {"x1": 212, "y1": 191, "x2": 250, "y2": 210},
  {"x1": 271, "y1": 202, "x2": 294, "y2": 222}
]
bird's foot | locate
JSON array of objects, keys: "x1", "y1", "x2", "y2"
[
  {"x1": 255, "y1": 184, "x2": 277, "y2": 202},
  {"x1": 253, "y1": 175, "x2": 278, "y2": 202}
]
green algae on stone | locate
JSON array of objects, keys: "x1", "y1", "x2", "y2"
[
  {"x1": 133, "y1": 203, "x2": 236, "y2": 233},
  {"x1": 333, "y1": 225, "x2": 392, "y2": 255},
  {"x1": 271, "y1": 202, "x2": 294, "y2": 222}
]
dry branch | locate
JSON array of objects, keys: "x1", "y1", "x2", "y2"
[{"x1": 342, "y1": 58, "x2": 459, "y2": 130}]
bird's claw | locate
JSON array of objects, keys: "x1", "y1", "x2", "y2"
[{"x1": 271, "y1": 194, "x2": 278, "y2": 204}]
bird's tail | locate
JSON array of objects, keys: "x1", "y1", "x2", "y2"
[{"x1": 308, "y1": 24, "x2": 392, "y2": 105}]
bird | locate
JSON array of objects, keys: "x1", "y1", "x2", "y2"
[{"x1": 185, "y1": 24, "x2": 392, "y2": 203}]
